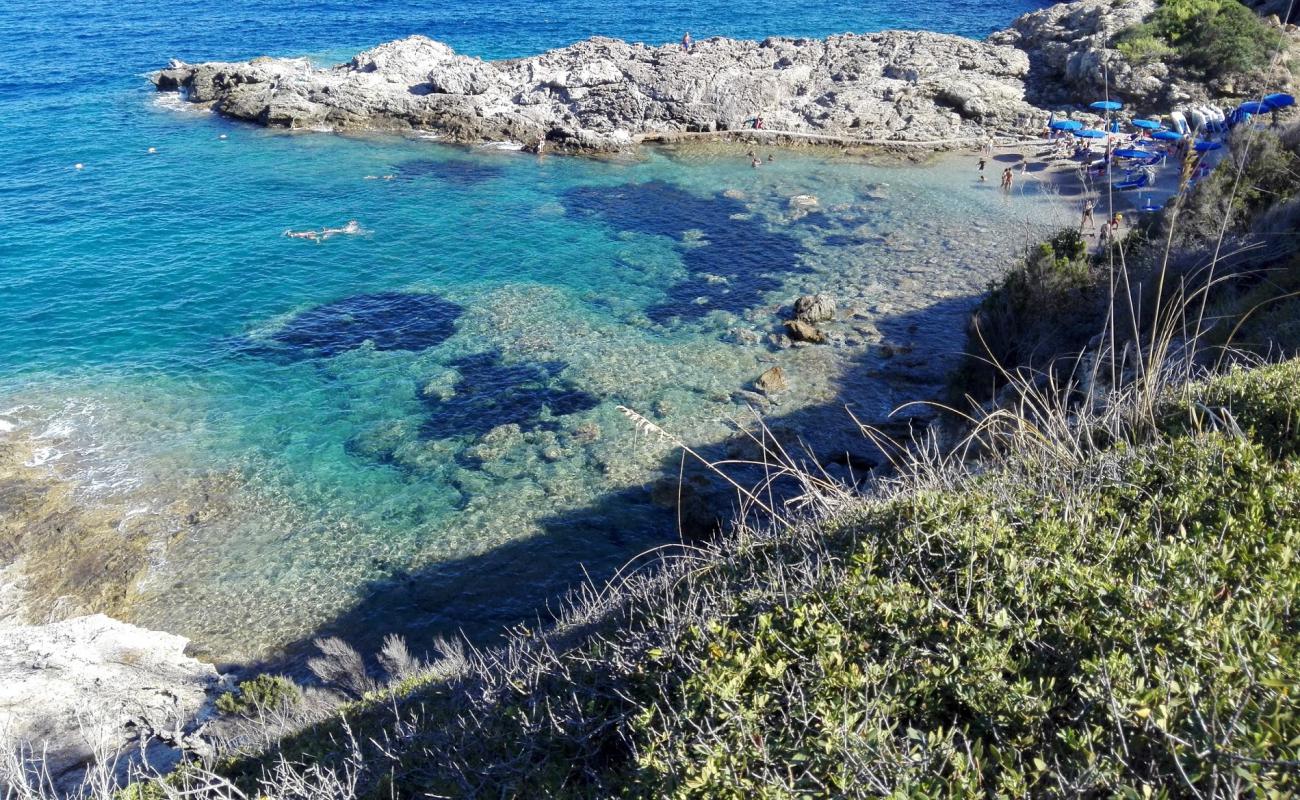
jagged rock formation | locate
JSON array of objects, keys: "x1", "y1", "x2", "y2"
[
  {"x1": 988, "y1": 0, "x2": 1163, "y2": 105},
  {"x1": 0, "y1": 615, "x2": 221, "y2": 792},
  {"x1": 995, "y1": 0, "x2": 1297, "y2": 108},
  {"x1": 152, "y1": 31, "x2": 1043, "y2": 150}
]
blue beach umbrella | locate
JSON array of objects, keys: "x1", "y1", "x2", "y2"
[
  {"x1": 1049, "y1": 119, "x2": 1083, "y2": 131},
  {"x1": 1090, "y1": 100, "x2": 1123, "y2": 112},
  {"x1": 1194, "y1": 140, "x2": 1222, "y2": 152},
  {"x1": 1075, "y1": 129, "x2": 1107, "y2": 139},
  {"x1": 1113, "y1": 148, "x2": 1155, "y2": 159},
  {"x1": 1264, "y1": 92, "x2": 1295, "y2": 109},
  {"x1": 1237, "y1": 101, "x2": 1271, "y2": 115},
  {"x1": 1131, "y1": 118, "x2": 1163, "y2": 130},
  {"x1": 1152, "y1": 130, "x2": 1183, "y2": 141}
]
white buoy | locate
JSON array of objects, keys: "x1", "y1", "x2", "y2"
[
  {"x1": 219, "y1": 134, "x2": 228, "y2": 140},
  {"x1": 74, "y1": 163, "x2": 84, "y2": 170},
  {"x1": 147, "y1": 147, "x2": 157, "y2": 154}
]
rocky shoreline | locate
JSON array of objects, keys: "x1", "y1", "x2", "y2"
[
  {"x1": 150, "y1": 10, "x2": 1092, "y2": 152},
  {"x1": 149, "y1": 0, "x2": 1295, "y2": 153}
]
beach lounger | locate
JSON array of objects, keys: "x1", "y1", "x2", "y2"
[{"x1": 1114, "y1": 173, "x2": 1150, "y2": 191}]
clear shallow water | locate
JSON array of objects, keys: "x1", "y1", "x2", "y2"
[{"x1": 0, "y1": 0, "x2": 1060, "y2": 663}]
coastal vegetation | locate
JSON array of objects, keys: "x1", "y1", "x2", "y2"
[
  {"x1": 76, "y1": 358, "x2": 1300, "y2": 799},
  {"x1": 4, "y1": 1, "x2": 1300, "y2": 796},
  {"x1": 1117, "y1": 0, "x2": 1284, "y2": 80}
]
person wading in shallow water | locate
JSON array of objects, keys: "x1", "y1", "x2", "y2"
[
  {"x1": 1001, "y1": 166, "x2": 1014, "y2": 192},
  {"x1": 978, "y1": 157, "x2": 987, "y2": 181}
]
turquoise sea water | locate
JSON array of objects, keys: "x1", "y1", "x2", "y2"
[{"x1": 0, "y1": 0, "x2": 1063, "y2": 663}]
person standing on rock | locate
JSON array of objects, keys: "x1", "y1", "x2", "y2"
[{"x1": 682, "y1": 32, "x2": 693, "y2": 52}]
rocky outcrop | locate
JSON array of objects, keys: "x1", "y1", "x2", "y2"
[
  {"x1": 152, "y1": 31, "x2": 1044, "y2": 151},
  {"x1": 0, "y1": 615, "x2": 221, "y2": 792},
  {"x1": 993, "y1": 0, "x2": 1297, "y2": 108},
  {"x1": 793, "y1": 294, "x2": 837, "y2": 324},
  {"x1": 989, "y1": 0, "x2": 1162, "y2": 106},
  {"x1": 150, "y1": 1, "x2": 1296, "y2": 151}
]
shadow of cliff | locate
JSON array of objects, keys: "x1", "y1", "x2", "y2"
[{"x1": 242, "y1": 292, "x2": 983, "y2": 680}]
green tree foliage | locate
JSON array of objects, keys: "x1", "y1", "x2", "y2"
[{"x1": 1117, "y1": 0, "x2": 1283, "y2": 79}]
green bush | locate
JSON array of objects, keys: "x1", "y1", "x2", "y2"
[
  {"x1": 1116, "y1": 32, "x2": 1176, "y2": 65},
  {"x1": 215, "y1": 674, "x2": 303, "y2": 717},
  {"x1": 633, "y1": 428, "x2": 1300, "y2": 796},
  {"x1": 1117, "y1": 0, "x2": 1283, "y2": 80},
  {"x1": 956, "y1": 228, "x2": 1100, "y2": 397}
]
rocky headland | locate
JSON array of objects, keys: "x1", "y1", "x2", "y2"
[
  {"x1": 152, "y1": 23, "x2": 1047, "y2": 151},
  {"x1": 149, "y1": 0, "x2": 1295, "y2": 152}
]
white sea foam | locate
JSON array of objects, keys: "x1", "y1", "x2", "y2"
[
  {"x1": 477, "y1": 141, "x2": 524, "y2": 151},
  {"x1": 25, "y1": 446, "x2": 62, "y2": 467},
  {"x1": 151, "y1": 92, "x2": 211, "y2": 115},
  {"x1": 0, "y1": 419, "x2": 15, "y2": 434}
]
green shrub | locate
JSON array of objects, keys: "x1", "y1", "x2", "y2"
[
  {"x1": 1117, "y1": 0, "x2": 1283, "y2": 80},
  {"x1": 632, "y1": 430, "x2": 1300, "y2": 796},
  {"x1": 1170, "y1": 358, "x2": 1300, "y2": 456},
  {"x1": 215, "y1": 674, "x2": 303, "y2": 717},
  {"x1": 956, "y1": 228, "x2": 1100, "y2": 397},
  {"x1": 1116, "y1": 32, "x2": 1176, "y2": 65}
]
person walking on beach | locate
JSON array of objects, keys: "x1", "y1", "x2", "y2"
[
  {"x1": 977, "y1": 157, "x2": 987, "y2": 181},
  {"x1": 682, "y1": 32, "x2": 693, "y2": 52},
  {"x1": 1080, "y1": 198, "x2": 1095, "y2": 229}
]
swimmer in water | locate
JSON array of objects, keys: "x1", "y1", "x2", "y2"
[
  {"x1": 320, "y1": 220, "x2": 362, "y2": 239},
  {"x1": 751, "y1": 157, "x2": 761, "y2": 168},
  {"x1": 767, "y1": 153, "x2": 774, "y2": 162}
]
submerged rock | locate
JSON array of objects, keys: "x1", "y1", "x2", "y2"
[
  {"x1": 420, "y1": 350, "x2": 600, "y2": 441},
  {"x1": 242, "y1": 292, "x2": 462, "y2": 361},
  {"x1": 0, "y1": 615, "x2": 220, "y2": 792},
  {"x1": 755, "y1": 365, "x2": 789, "y2": 394},
  {"x1": 784, "y1": 319, "x2": 826, "y2": 343},
  {"x1": 563, "y1": 181, "x2": 810, "y2": 323}
]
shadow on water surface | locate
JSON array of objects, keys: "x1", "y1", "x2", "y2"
[{"x1": 243, "y1": 292, "x2": 985, "y2": 680}]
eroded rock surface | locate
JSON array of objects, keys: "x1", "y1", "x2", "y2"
[
  {"x1": 0, "y1": 615, "x2": 220, "y2": 793},
  {"x1": 989, "y1": 0, "x2": 1161, "y2": 106},
  {"x1": 153, "y1": 31, "x2": 1042, "y2": 150}
]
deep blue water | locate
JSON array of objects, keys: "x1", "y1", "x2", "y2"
[{"x1": 0, "y1": 0, "x2": 1059, "y2": 661}]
